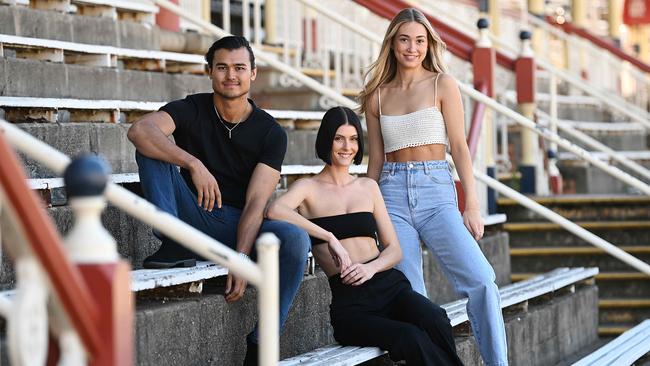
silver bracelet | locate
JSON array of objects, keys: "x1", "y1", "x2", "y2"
[{"x1": 238, "y1": 252, "x2": 250, "y2": 260}]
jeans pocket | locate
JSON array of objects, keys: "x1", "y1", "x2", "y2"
[{"x1": 428, "y1": 171, "x2": 452, "y2": 184}]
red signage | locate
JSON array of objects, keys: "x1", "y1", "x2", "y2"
[{"x1": 624, "y1": 0, "x2": 650, "y2": 25}]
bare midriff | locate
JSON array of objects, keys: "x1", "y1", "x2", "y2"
[
  {"x1": 386, "y1": 144, "x2": 447, "y2": 162},
  {"x1": 312, "y1": 237, "x2": 381, "y2": 277}
]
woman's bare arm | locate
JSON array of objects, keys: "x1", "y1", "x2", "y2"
[
  {"x1": 340, "y1": 178, "x2": 401, "y2": 285},
  {"x1": 365, "y1": 92, "x2": 385, "y2": 182},
  {"x1": 439, "y1": 75, "x2": 484, "y2": 240}
]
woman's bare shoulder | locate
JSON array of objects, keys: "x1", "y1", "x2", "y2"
[
  {"x1": 356, "y1": 176, "x2": 380, "y2": 192},
  {"x1": 288, "y1": 176, "x2": 321, "y2": 193},
  {"x1": 436, "y1": 73, "x2": 459, "y2": 92}
]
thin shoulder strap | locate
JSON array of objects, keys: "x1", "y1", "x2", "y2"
[
  {"x1": 433, "y1": 73, "x2": 442, "y2": 103},
  {"x1": 377, "y1": 87, "x2": 382, "y2": 116}
]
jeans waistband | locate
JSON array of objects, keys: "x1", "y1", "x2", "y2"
[{"x1": 382, "y1": 160, "x2": 449, "y2": 174}]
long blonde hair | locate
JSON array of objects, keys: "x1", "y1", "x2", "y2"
[{"x1": 359, "y1": 8, "x2": 447, "y2": 114}]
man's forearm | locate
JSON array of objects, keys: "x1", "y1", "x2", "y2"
[
  {"x1": 235, "y1": 200, "x2": 266, "y2": 255},
  {"x1": 129, "y1": 123, "x2": 197, "y2": 169}
]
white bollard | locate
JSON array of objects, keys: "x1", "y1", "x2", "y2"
[
  {"x1": 256, "y1": 232, "x2": 280, "y2": 366},
  {"x1": 63, "y1": 155, "x2": 117, "y2": 264}
]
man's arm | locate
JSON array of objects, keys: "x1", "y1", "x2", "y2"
[
  {"x1": 225, "y1": 163, "x2": 280, "y2": 302},
  {"x1": 127, "y1": 111, "x2": 222, "y2": 210}
]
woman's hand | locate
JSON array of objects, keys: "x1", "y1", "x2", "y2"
[
  {"x1": 463, "y1": 208, "x2": 484, "y2": 241},
  {"x1": 341, "y1": 262, "x2": 377, "y2": 286},
  {"x1": 328, "y1": 234, "x2": 351, "y2": 273}
]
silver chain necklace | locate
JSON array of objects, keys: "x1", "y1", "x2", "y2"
[{"x1": 214, "y1": 103, "x2": 248, "y2": 139}]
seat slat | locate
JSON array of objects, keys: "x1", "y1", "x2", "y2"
[
  {"x1": 131, "y1": 261, "x2": 227, "y2": 291},
  {"x1": 572, "y1": 319, "x2": 650, "y2": 366}
]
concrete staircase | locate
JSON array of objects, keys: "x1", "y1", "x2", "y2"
[{"x1": 499, "y1": 195, "x2": 650, "y2": 337}]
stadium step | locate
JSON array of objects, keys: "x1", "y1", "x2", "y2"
[
  {"x1": 500, "y1": 193, "x2": 650, "y2": 336},
  {"x1": 498, "y1": 195, "x2": 650, "y2": 222}
]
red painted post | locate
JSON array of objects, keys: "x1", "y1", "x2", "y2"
[
  {"x1": 80, "y1": 263, "x2": 133, "y2": 366},
  {"x1": 156, "y1": 0, "x2": 180, "y2": 32},
  {"x1": 472, "y1": 18, "x2": 496, "y2": 214}
]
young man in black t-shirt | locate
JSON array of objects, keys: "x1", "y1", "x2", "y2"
[{"x1": 127, "y1": 36, "x2": 310, "y2": 365}]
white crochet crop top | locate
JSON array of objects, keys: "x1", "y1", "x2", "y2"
[{"x1": 379, "y1": 74, "x2": 448, "y2": 153}]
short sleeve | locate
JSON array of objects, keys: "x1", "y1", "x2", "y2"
[
  {"x1": 159, "y1": 96, "x2": 197, "y2": 133},
  {"x1": 259, "y1": 124, "x2": 287, "y2": 172}
]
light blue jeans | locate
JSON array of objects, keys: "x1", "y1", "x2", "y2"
[{"x1": 379, "y1": 160, "x2": 508, "y2": 366}]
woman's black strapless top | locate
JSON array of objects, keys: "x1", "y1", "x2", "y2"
[{"x1": 308, "y1": 211, "x2": 378, "y2": 246}]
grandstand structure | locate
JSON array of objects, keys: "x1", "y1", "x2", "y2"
[{"x1": 0, "y1": 0, "x2": 649, "y2": 364}]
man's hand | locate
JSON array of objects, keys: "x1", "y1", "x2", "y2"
[
  {"x1": 188, "y1": 159, "x2": 222, "y2": 211},
  {"x1": 225, "y1": 272, "x2": 247, "y2": 303}
]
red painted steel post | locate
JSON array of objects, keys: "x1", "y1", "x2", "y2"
[
  {"x1": 156, "y1": 0, "x2": 180, "y2": 32},
  {"x1": 79, "y1": 263, "x2": 133, "y2": 366},
  {"x1": 472, "y1": 18, "x2": 496, "y2": 214},
  {"x1": 516, "y1": 30, "x2": 539, "y2": 194}
]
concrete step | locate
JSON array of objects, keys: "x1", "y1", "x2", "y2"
[
  {"x1": 599, "y1": 299, "x2": 650, "y2": 327},
  {"x1": 10, "y1": 122, "x2": 324, "y2": 179},
  {"x1": 558, "y1": 125, "x2": 648, "y2": 152},
  {"x1": 510, "y1": 246, "x2": 650, "y2": 272},
  {"x1": 0, "y1": 5, "x2": 159, "y2": 50},
  {"x1": 0, "y1": 56, "x2": 211, "y2": 102},
  {"x1": 497, "y1": 195, "x2": 650, "y2": 222},
  {"x1": 598, "y1": 324, "x2": 636, "y2": 337},
  {"x1": 501, "y1": 91, "x2": 624, "y2": 122},
  {"x1": 251, "y1": 66, "x2": 357, "y2": 111},
  {"x1": 504, "y1": 221, "x2": 650, "y2": 247},
  {"x1": 557, "y1": 156, "x2": 650, "y2": 195}
]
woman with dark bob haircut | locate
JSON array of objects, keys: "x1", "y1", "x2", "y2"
[{"x1": 267, "y1": 106, "x2": 463, "y2": 365}]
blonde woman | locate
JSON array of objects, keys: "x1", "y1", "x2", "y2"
[{"x1": 359, "y1": 8, "x2": 508, "y2": 366}]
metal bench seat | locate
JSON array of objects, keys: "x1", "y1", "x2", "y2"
[{"x1": 572, "y1": 319, "x2": 650, "y2": 366}]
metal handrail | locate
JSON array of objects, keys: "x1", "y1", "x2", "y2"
[
  {"x1": 0, "y1": 119, "x2": 280, "y2": 365},
  {"x1": 536, "y1": 110, "x2": 650, "y2": 183},
  {"x1": 469, "y1": 167, "x2": 650, "y2": 277},
  {"x1": 458, "y1": 82, "x2": 650, "y2": 195}
]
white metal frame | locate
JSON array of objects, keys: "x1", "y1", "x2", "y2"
[{"x1": 0, "y1": 119, "x2": 280, "y2": 365}]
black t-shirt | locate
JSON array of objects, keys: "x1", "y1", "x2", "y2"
[{"x1": 160, "y1": 93, "x2": 287, "y2": 209}]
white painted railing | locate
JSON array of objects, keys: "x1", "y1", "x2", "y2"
[
  {"x1": 526, "y1": 15, "x2": 650, "y2": 114},
  {"x1": 536, "y1": 110, "x2": 650, "y2": 183},
  {"x1": 0, "y1": 119, "x2": 280, "y2": 366},
  {"x1": 466, "y1": 166, "x2": 650, "y2": 277}
]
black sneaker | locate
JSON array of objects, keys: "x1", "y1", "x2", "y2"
[
  {"x1": 143, "y1": 241, "x2": 197, "y2": 269},
  {"x1": 242, "y1": 339, "x2": 258, "y2": 366}
]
